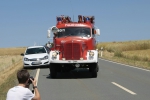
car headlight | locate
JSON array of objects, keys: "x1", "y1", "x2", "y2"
[
  {"x1": 89, "y1": 51, "x2": 94, "y2": 57},
  {"x1": 24, "y1": 57, "x2": 29, "y2": 61},
  {"x1": 43, "y1": 55, "x2": 48, "y2": 59},
  {"x1": 52, "y1": 52, "x2": 57, "y2": 58}
]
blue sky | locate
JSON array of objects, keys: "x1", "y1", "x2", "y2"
[{"x1": 0, "y1": 0, "x2": 150, "y2": 48}]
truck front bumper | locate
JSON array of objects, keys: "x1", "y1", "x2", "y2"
[{"x1": 50, "y1": 60, "x2": 97, "y2": 64}]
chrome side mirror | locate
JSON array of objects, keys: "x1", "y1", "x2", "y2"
[
  {"x1": 51, "y1": 26, "x2": 58, "y2": 33},
  {"x1": 47, "y1": 30, "x2": 51, "y2": 38},
  {"x1": 47, "y1": 26, "x2": 58, "y2": 38},
  {"x1": 95, "y1": 29, "x2": 100, "y2": 36}
]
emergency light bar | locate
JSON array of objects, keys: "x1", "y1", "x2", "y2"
[
  {"x1": 57, "y1": 17, "x2": 62, "y2": 21},
  {"x1": 56, "y1": 15, "x2": 72, "y2": 24},
  {"x1": 56, "y1": 15, "x2": 95, "y2": 24},
  {"x1": 83, "y1": 16, "x2": 95, "y2": 24},
  {"x1": 78, "y1": 15, "x2": 95, "y2": 24}
]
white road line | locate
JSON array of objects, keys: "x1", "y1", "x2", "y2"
[
  {"x1": 32, "y1": 69, "x2": 40, "y2": 94},
  {"x1": 34, "y1": 68, "x2": 40, "y2": 86},
  {"x1": 99, "y1": 58, "x2": 150, "y2": 72},
  {"x1": 112, "y1": 82, "x2": 137, "y2": 95}
]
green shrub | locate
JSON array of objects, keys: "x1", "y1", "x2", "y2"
[
  {"x1": 12, "y1": 58, "x2": 15, "y2": 64},
  {"x1": 148, "y1": 62, "x2": 150, "y2": 67},
  {"x1": 132, "y1": 55, "x2": 140, "y2": 61},
  {"x1": 114, "y1": 51, "x2": 123, "y2": 57},
  {"x1": 139, "y1": 43, "x2": 150, "y2": 50},
  {"x1": 142, "y1": 57, "x2": 149, "y2": 61}
]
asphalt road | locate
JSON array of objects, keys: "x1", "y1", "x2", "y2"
[{"x1": 32, "y1": 58, "x2": 150, "y2": 100}]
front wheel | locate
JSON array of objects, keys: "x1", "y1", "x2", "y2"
[
  {"x1": 50, "y1": 64, "x2": 57, "y2": 78},
  {"x1": 89, "y1": 63, "x2": 98, "y2": 78}
]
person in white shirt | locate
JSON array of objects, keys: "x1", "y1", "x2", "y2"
[{"x1": 6, "y1": 69, "x2": 41, "y2": 100}]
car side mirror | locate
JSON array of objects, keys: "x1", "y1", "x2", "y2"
[{"x1": 20, "y1": 53, "x2": 24, "y2": 56}]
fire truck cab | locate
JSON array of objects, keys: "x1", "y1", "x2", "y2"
[{"x1": 47, "y1": 15, "x2": 100, "y2": 78}]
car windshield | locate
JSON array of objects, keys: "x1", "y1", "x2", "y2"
[
  {"x1": 25, "y1": 47, "x2": 46, "y2": 55},
  {"x1": 57, "y1": 27, "x2": 91, "y2": 38}
]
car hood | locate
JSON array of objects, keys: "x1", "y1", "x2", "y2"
[{"x1": 24, "y1": 53, "x2": 48, "y2": 59}]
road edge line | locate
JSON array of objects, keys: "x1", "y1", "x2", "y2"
[{"x1": 112, "y1": 82, "x2": 137, "y2": 95}]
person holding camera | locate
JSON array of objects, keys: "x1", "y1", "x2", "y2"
[{"x1": 6, "y1": 69, "x2": 41, "y2": 100}]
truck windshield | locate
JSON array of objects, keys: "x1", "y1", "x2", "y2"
[{"x1": 57, "y1": 27, "x2": 91, "y2": 38}]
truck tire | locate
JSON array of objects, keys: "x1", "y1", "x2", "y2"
[
  {"x1": 89, "y1": 63, "x2": 98, "y2": 78},
  {"x1": 50, "y1": 64, "x2": 57, "y2": 78},
  {"x1": 97, "y1": 63, "x2": 99, "y2": 72}
]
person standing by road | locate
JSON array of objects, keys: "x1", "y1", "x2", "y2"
[
  {"x1": 46, "y1": 41, "x2": 52, "y2": 48},
  {"x1": 6, "y1": 69, "x2": 41, "y2": 100}
]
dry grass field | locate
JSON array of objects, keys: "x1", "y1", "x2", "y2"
[
  {"x1": 0, "y1": 47, "x2": 26, "y2": 86},
  {"x1": 97, "y1": 40, "x2": 150, "y2": 69},
  {"x1": 0, "y1": 47, "x2": 26, "y2": 56},
  {"x1": 0, "y1": 47, "x2": 27, "y2": 99},
  {"x1": 0, "y1": 55, "x2": 22, "y2": 72}
]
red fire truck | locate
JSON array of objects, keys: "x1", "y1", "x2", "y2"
[{"x1": 47, "y1": 15, "x2": 100, "y2": 78}]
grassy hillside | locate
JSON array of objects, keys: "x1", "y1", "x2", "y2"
[{"x1": 96, "y1": 40, "x2": 150, "y2": 70}]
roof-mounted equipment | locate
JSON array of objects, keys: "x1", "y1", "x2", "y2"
[{"x1": 56, "y1": 15, "x2": 72, "y2": 24}]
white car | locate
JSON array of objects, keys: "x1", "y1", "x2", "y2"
[{"x1": 21, "y1": 46, "x2": 50, "y2": 69}]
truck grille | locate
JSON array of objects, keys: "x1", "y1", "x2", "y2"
[{"x1": 64, "y1": 43, "x2": 81, "y2": 60}]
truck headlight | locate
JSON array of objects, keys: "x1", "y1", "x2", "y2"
[
  {"x1": 62, "y1": 58, "x2": 66, "y2": 60},
  {"x1": 52, "y1": 52, "x2": 57, "y2": 58},
  {"x1": 89, "y1": 51, "x2": 94, "y2": 57}
]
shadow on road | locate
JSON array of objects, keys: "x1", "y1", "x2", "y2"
[{"x1": 46, "y1": 68, "x2": 93, "y2": 79}]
